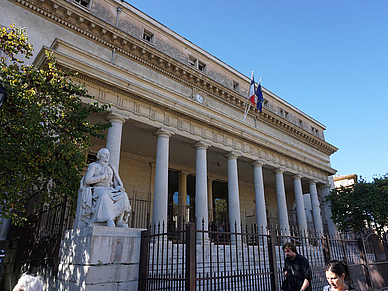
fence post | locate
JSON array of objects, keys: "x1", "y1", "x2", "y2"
[
  {"x1": 138, "y1": 230, "x2": 149, "y2": 291},
  {"x1": 322, "y1": 234, "x2": 331, "y2": 264},
  {"x1": 267, "y1": 230, "x2": 279, "y2": 291},
  {"x1": 131, "y1": 190, "x2": 136, "y2": 228},
  {"x1": 53, "y1": 196, "x2": 68, "y2": 275},
  {"x1": 186, "y1": 223, "x2": 196, "y2": 291},
  {"x1": 358, "y1": 237, "x2": 374, "y2": 291}
]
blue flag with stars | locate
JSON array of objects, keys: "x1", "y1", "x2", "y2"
[{"x1": 256, "y1": 84, "x2": 264, "y2": 112}]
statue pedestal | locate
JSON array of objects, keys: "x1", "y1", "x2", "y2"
[{"x1": 56, "y1": 226, "x2": 145, "y2": 291}]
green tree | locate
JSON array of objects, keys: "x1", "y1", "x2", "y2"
[
  {"x1": 327, "y1": 174, "x2": 388, "y2": 235},
  {"x1": 0, "y1": 24, "x2": 110, "y2": 224}
]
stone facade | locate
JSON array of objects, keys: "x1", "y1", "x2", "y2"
[
  {"x1": 1, "y1": 0, "x2": 338, "y2": 288},
  {"x1": 56, "y1": 227, "x2": 144, "y2": 290}
]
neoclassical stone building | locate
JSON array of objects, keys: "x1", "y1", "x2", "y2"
[{"x1": 1, "y1": 0, "x2": 337, "y2": 235}]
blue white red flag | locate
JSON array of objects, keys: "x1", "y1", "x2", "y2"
[{"x1": 248, "y1": 72, "x2": 256, "y2": 106}]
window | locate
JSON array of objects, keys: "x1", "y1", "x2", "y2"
[
  {"x1": 188, "y1": 55, "x2": 207, "y2": 73},
  {"x1": 232, "y1": 81, "x2": 240, "y2": 91},
  {"x1": 142, "y1": 29, "x2": 154, "y2": 44},
  {"x1": 189, "y1": 56, "x2": 196, "y2": 67},
  {"x1": 198, "y1": 61, "x2": 206, "y2": 72},
  {"x1": 74, "y1": 0, "x2": 91, "y2": 8}
]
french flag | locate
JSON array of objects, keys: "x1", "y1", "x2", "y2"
[{"x1": 248, "y1": 72, "x2": 256, "y2": 106}]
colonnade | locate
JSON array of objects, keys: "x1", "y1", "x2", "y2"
[{"x1": 105, "y1": 115, "x2": 329, "y2": 235}]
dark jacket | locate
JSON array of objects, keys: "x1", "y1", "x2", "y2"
[{"x1": 283, "y1": 253, "x2": 312, "y2": 291}]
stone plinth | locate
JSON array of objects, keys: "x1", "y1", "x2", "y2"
[{"x1": 55, "y1": 226, "x2": 145, "y2": 291}]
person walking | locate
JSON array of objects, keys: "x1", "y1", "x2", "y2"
[
  {"x1": 282, "y1": 242, "x2": 312, "y2": 291},
  {"x1": 324, "y1": 260, "x2": 357, "y2": 290}
]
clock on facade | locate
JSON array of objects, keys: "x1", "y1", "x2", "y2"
[{"x1": 196, "y1": 94, "x2": 204, "y2": 103}]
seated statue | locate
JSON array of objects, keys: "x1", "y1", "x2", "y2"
[{"x1": 75, "y1": 148, "x2": 131, "y2": 228}]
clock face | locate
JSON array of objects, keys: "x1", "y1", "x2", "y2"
[{"x1": 196, "y1": 94, "x2": 203, "y2": 103}]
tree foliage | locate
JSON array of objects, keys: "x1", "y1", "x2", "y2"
[
  {"x1": 0, "y1": 24, "x2": 111, "y2": 224},
  {"x1": 327, "y1": 174, "x2": 388, "y2": 235}
]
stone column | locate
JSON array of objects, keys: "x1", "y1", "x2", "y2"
[
  {"x1": 321, "y1": 184, "x2": 337, "y2": 233},
  {"x1": 178, "y1": 170, "x2": 189, "y2": 225},
  {"x1": 274, "y1": 168, "x2": 290, "y2": 235},
  {"x1": 207, "y1": 177, "x2": 215, "y2": 222},
  {"x1": 252, "y1": 160, "x2": 267, "y2": 233},
  {"x1": 106, "y1": 114, "x2": 126, "y2": 169},
  {"x1": 193, "y1": 142, "x2": 210, "y2": 233},
  {"x1": 309, "y1": 180, "x2": 324, "y2": 234},
  {"x1": 226, "y1": 152, "x2": 241, "y2": 234},
  {"x1": 152, "y1": 129, "x2": 172, "y2": 230},
  {"x1": 293, "y1": 175, "x2": 308, "y2": 235}
]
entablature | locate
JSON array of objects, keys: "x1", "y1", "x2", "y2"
[{"x1": 15, "y1": 0, "x2": 337, "y2": 158}]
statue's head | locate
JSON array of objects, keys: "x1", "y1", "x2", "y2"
[{"x1": 97, "y1": 148, "x2": 110, "y2": 163}]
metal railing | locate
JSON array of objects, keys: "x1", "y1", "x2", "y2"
[
  {"x1": 139, "y1": 223, "x2": 388, "y2": 291},
  {"x1": 10, "y1": 196, "x2": 72, "y2": 275}
]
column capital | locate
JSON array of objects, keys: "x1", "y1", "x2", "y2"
[
  {"x1": 178, "y1": 170, "x2": 191, "y2": 177},
  {"x1": 309, "y1": 179, "x2": 318, "y2": 185},
  {"x1": 274, "y1": 167, "x2": 287, "y2": 174},
  {"x1": 224, "y1": 151, "x2": 240, "y2": 160},
  {"x1": 250, "y1": 159, "x2": 266, "y2": 167},
  {"x1": 153, "y1": 127, "x2": 174, "y2": 138},
  {"x1": 192, "y1": 140, "x2": 211, "y2": 149},
  {"x1": 292, "y1": 174, "x2": 302, "y2": 180},
  {"x1": 106, "y1": 112, "x2": 128, "y2": 123}
]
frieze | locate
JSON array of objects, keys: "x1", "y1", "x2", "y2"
[
  {"x1": 23, "y1": 3, "x2": 336, "y2": 181},
  {"x1": 15, "y1": 0, "x2": 338, "y2": 157}
]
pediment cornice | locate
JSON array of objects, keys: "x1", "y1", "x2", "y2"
[{"x1": 12, "y1": 0, "x2": 337, "y2": 156}]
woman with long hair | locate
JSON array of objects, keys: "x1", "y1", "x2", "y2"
[{"x1": 324, "y1": 260, "x2": 356, "y2": 291}]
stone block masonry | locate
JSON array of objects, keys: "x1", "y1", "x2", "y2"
[{"x1": 55, "y1": 226, "x2": 145, "y2": 291}]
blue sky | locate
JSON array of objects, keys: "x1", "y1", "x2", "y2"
[{"x1": 127, "y1": 0, "x2": 388, "y2": 182}]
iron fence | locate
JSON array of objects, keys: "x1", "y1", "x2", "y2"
[
  {"x1": 10, "y1": 196, "x2": 72, "y2": 275},
  {"x1": 128, "y1": 190, "x2": 151, "y2": 229},
  {"x1": 139, "y1": 223, "x2": 388, "y2": 291}
]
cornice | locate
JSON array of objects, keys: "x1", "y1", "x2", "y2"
[
  {"x1": 11, "y1": 0, "x2": 337, "y2": 156},
  {"x1": 71, "y1": 70, "x2": 336, "y2": 177}
]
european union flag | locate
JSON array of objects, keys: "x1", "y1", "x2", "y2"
[{"x1": 256, "y1": 84, "x2": 264, "y2": 112}]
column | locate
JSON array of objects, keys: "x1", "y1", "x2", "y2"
[
  {"x1": 309, "y1": 180, "x2": 324, "y2": 234},
  {"x1": 207, "y1": 177, "x2": 215, "y2": 222},
  {"x1": 321, "y1": 184, "x2": 337, "y2": 233},
  {"x1": 226, "y1": 152, "x2": 241, "y2": 234},
  {"x1": 105, "y1": 114, "x2": 126, "y2": 169},
  {"x1": 293, "y1": 175, "x2": 308, "y2": 235},
  {"x1": 152, "y1": 129, "x2": 172, "y2": 230},
  {"x1": 274, "y1": 168, "x2": 290, "y2": 235},
  {"x1": 178, "y1": 170, "x2": 189, "y2": 225},
  {"x1": 193, "y1": 142, "x2": 210, "y2": 233},
  {"x1": 252, "y1": 160, "x2": 267, "y2": 233}
]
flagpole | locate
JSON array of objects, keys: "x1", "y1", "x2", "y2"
[
  {"x1": 243, "y1": 71, "x2": 254, "y2": 122},
  {"x1": 243, "y1": 103, "x2": 251, "y2": 121},
  {"x1": 244, "y1": 76, "x2": 263, "y2": 121}
]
